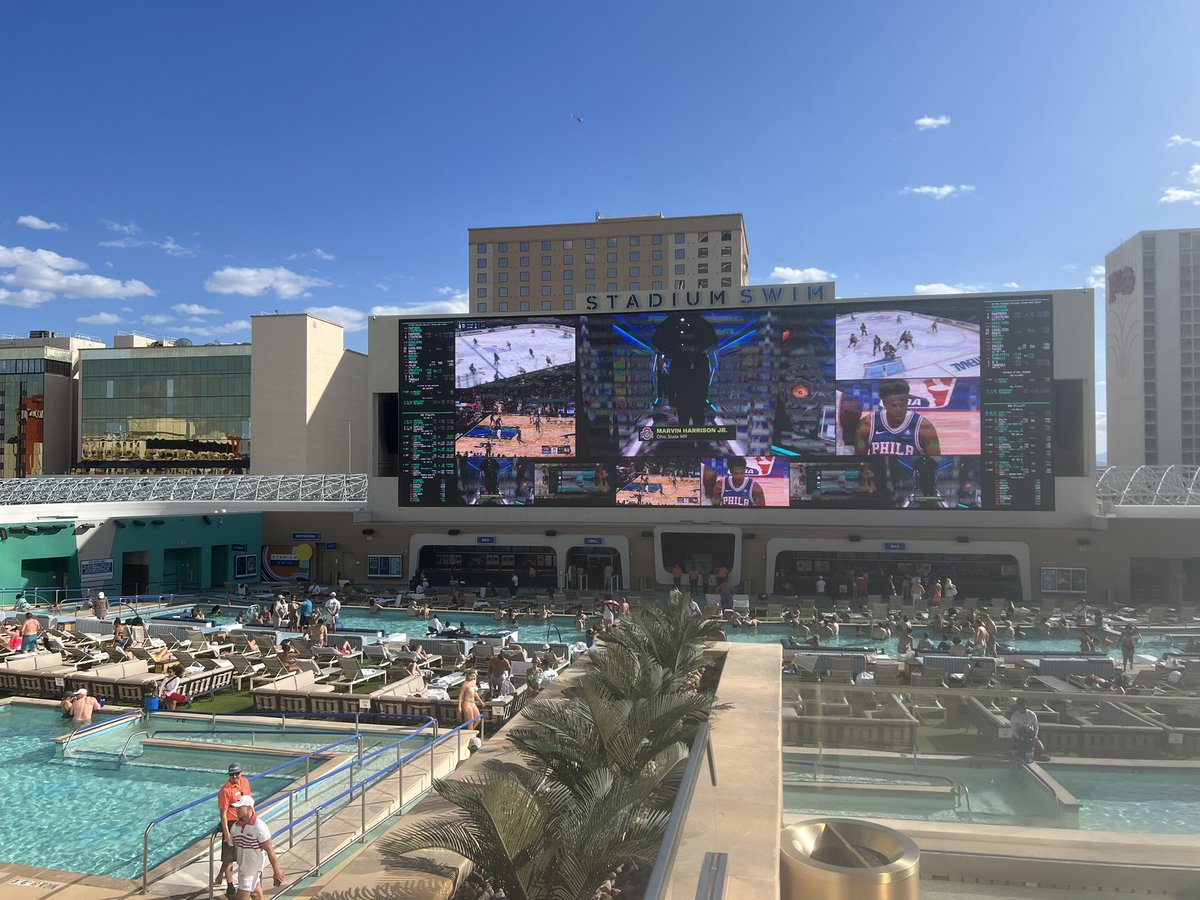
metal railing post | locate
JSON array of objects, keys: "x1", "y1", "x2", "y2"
[
  {"x1": 397, "y1": 744, "x2": 404, "y2": 811},
  {"x1": 314, "y1": 809, "x2": 322, "y2": 876},
  {"x1": 360, "y1": 779, "x2": 367, "y2": 841},
  {"x1": 428, "y1": 732, "x2": 436, "y2": 788},
  {"x1": 207, "y1": 833, "x2": 216, "y2": 900},
  {"x1": 305, "y1": 756, "x2": 311, "y2": 800},
  {"x1": 288, "y1": 793, "x2": 295, "y2": 850}
]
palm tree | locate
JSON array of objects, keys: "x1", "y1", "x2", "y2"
[{"x1": 600, "y1": 601, "x2": 722, "y2": 683}]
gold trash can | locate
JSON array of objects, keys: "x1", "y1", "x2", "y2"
[{"x1": 781, "y1": 818, "x2": 920, "y2": 900}]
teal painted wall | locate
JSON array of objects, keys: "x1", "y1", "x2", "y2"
[{"x1": 0, "y1": 513, "x2": 263, "y2": 596}]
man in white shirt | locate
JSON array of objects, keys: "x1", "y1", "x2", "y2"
[
  {"x1": 272, "y1": 595, "x2": 288, "y2": 629},
  {"x1": 324, "y1": 593, "x2": 341, "y2": 631},
  {"x1": 229, "y1": 795, "x2": 284, "y2": 900},
  {"x1": 427, "y1": 616, "x2": 444, "y2": 635},
  {"x1": 687, "y1": 597, "x2": 702, "y2": 618}
]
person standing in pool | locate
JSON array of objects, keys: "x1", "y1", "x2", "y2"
[
  {"x1": 217, "y1": 762, "x2": 253, "y2": 898},
  {"x1": 64, "y1": 687, "x2": 101, "y2": 724}
]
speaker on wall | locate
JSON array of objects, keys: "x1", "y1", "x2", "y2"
[
  {"x1": 545, "y1": 530, "x2": 557, "y2": 537},
  {"x1": 448, "y1": 529, "x2": 460, "y2": 536},
  {"x1": 848, "y1": 535, "x2": 862, "y2": 543}
]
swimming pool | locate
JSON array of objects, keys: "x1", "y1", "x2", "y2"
[
  {"x1": 783, "y1": 753, "x2": 1200, "y2": 833},
  {"x1": 0, "y1": 704, "x2": 302, "y2": 879}
]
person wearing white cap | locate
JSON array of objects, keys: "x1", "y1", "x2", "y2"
[
  {"x1": 64, "y1": 687, "x2": 101, "y2": 724},
  {"x1": 229, "y1": 794, "x2": 284, "y2": 899},
  {"x1": 218, "y1": 763, "x2": 252, "y2": 897},
  {"x1": 93, "y1": 591, "x2": 108, "y2": 621},
  {"x1": 324, "y1": 592, "x2": 341, "y2": 632}
]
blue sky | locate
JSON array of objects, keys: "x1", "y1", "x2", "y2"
[{"x1": 4, "y1": 2, "x2": 1200, "y2": 461}]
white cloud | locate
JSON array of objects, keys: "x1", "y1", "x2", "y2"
[
  {"x1": 914, "y1": 115, "x2": 951, "y2": 130},
  {"x1": 159, "y1": 236, "x2": 197, "y2": 258},
  {"x1": 1158, "y1": 163, "x2": 1200, "y2": 204},
  {"x1": 17, "y1": 215, "x2": 64, "y2": 231},
  {"x1": 103, "y1": 220, "x2": 142, "y2": 236},
  {"x1": 78, "y1": 311, "x2": 121, "y2": 325},
  {"x1": 913, "y1": 282, "x2": 984, "y2": 295},
  {"x1": 770, "y1": 266, "x2": 836, "y2": 283},
  {"x1": 0, "y1": 244, "x2": 154, "y2": 306},
  {"x1": 371, "y1": 296, "x2": 470, "y2": 318},
  {"x1": 205, "y1": 266, "x2": 330, "y2": 299},
  {"x1": 287, "y1": 247, "x2": 336, "y2": 262},
  {"x1": 305, "y1": 305, "x2": 367, "y2": 332},
  {"x1": 99, "y1": 220, "x2": 196, "y2": 257},
  {"x1": 435, "y1": 286, "x2": 459, "y2": 295},
  {"x1": 173, "y1": 319, "x2": 251, "y2": 339},
  {"x1": 374, "y1": 282, "x2": 389, "y2": 292},
  {"x1": 1166, "y1": 134, "x2": 1200, "y2": 149},
  {"x1": 901, "y1": 184, "x2": 975, "y2": 200},
  {"x1": 1002, "y1": 282, "x2": 1020, "y2": 289},
  {"x1": 141, "y1": 313, "x2": 173, "y2": 326},
  {"x1": 1085, "y1": 265, "x2": 1105, "y2": 290},
  {"x1": 1095, "y1": 410, "x2": 1107, "y2": 462},
  {"x1": 172, "y1": 302, "x2": 220, "y2": 316}
]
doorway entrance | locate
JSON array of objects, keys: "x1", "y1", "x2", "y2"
[{"x1": 122, "y1": 550, "x2": 150, "y2": 596}]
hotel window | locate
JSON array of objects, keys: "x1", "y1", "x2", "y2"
[
  {"x1": 721, "y1": 277, "x2": 732, "y2": 287},
  {"x1": 563, "y1": 239, "x2": 573, "y2": 249},
  {"x1": 542, "y1": 286, "x2": 551, "y2": 295},
  {"x1": 476, "y1": 258, "x2": 487, "y2": 268},
  {"x1": 541, "y1": 241, "x2": 551, "y2": 251},
  {"x1": 607, "y1": 252, "x2": 617, "y2": 263},
  {"x1": 721, "y1": 231, "x2": 732, "y2": 241},
  {"x1": 585, "y1": 284, "x2": 595, "y2": 292},
  {"x1": 477, "y1": 288, "x2": 488, "y2": 298},
  {"x1": 499, "y1": 302, "x2": 509, "y2": 311},
  {"x1": 698, "y1": 263, "x2": 708, "y2": 274},
  {"x1": 653, "y1": 281, "x2": 662, "y2": 289},
  {"x1": 675, "y1": 233, "x2": 685, "y2": 243},
  {"x1": 563, "y1": 284, "x2": 574, "y2": 295},
  {"x1": 698, "y1": 232, "x2": 708, "y2": 242},
  {"x1": 520, "y1": 286, "x2": 530, "y2": 296},
  {"x1": 675, "y1": 249, "x2": 685, "y2": 259},
  {"x1": 477, "y1": 302, "x2": 488, "y2": 312},
  {"x1": 652, "y1": 234, "x2": 663, "y2": 245},
  {"x1": 520, "y1": 242, "x2": 529, "y2": 251},
  {"x1": 542, "y1": 300, "x2": 552, "y2": 310},
  {"x1": 520, "y1": 256, "x2": 529, "y2": 266},
  {"x1": 520, "y1": 301, "x2": 530, "y2": 311},
  {"x1": 630, "y1": 282, "x2": 640, "y2": 290},
  {"x1": 563, "y1": 270, "x2": 574, "y2": 280},
  {"x1": 630, "y1": 266, "x2": 640, "y2": 277},
  {"x1": 563, "y1": 254, "x2": 573, "y2": 264},
  {"x1": 498, "y1": 257, "x2": 508, "y2": 267},
  {"x1": 585, "y1": 238, "x2": 596, "y2": 249},
  {"x1": 499, "y1": 287, "x2": 509, "y2": 297},
  {"x1": 541, "y1": 255, "x2": 551, "y2": 266},
  {"x1": 520, "y1": 271, "x2": 530, "y2": 281},
  {"x1": 698, "y1": 279, "x2": 708, "y2": 289},
  {"x1": 498, "y1": 272, "x2": 508, "y2": 282},
  {"x1": 541, "y1": 271, "x2": 551, "y2": 281},
  {"x1": 608, "y1": 283, "x2": 618, "y2": 291},
  {"x1": 698, "y1": 247, "x2": 708, "y2": 258},
  {"x1": 721, "y1": 261, "x2": 732, "y2": 273},
  {"x1": 607, "y1": 237, "x2": 617, "y2": 247},
  {"x1": 585, "y1": 253, "x2": 595, "y2": 264},
  {"x1": 607, "y1": 268, "x2": 617, "y2": 277},
  {"x1": 652, "y1": 250, "x2": 662, "y2": 260},
  {"x1": 630, "y1": 250, "x2": 640, "y2": 261},
  {"x1": 585, "y1": 268, "x2": 595, "y2": 278},
  {"x1": 476, "y1": 273, "x2": 487, "y2": 283},
  {"x1": 498, "y1": 243, "x2": 508, "y2": 252},
  {"x1": 564, "y1": 299, "x2": 574, "y2": 310},
  {"x1": 721, "y1": 246, "x2": 731, "y2": 256},
  {"x1": 630, "y1": 235, "x2": 640, "y2": 246},
  {"x1": 476, "y1": 243, "x2": 487, "y2": 253},
  {"x1": 675, "y1": 279, "x2": 686, "y2": 289},
  {"x1": 653, "y1": 265, "x2": 662, "y2": 276},
  {"x1": 675, "y1": 264, "x2": 685, "y2": 275}
]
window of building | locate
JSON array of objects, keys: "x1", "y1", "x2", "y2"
[
  {"x1": 630, "y1": 282, "x2": 639, "y2": 290},
  {"x1": 630, "y1": 266, "x2": 640, "y2": 277},
  {"x1": 520, "y1": 241, "x2": 530, "y2": 251},
  {"x1": 721, "y1": 261, "x2": 732, "y2": 273},
  {"x1": 563, "y1": 284, "x2": 573, "y2": 295},
  {"x1": 698, "y1": 279, "x2": 708, "y2": 289},
  {"x1": 542, "y1": 285, "x2": 551, "y2": 295},
  {"x1": 564, "y1": 299, "x2": 574, "y2": 310},
  {"x1": 675, "y1": 233, "x2": 685, "y2": 243},
  {"x1": 607, "y1": 237, "x2": 617, "y2": 247},
  {"x1": 499, "y1": 287, "x2": 509, "y2": 297},
  {"x1": 652, "y1": 234, "x2": 663, "y2": 245},
  {"x1": 721, "y1": 246, "x2": 731, "y2": 256},
  {"x1": 563, "y1": 239, "x2": 573, "y2": 249},
  {"x1": 698, "y1": 232, "x2": 708, "y2": 242},
  {"x1": 674, "y1": 249, "x2": 684, "y2": 259},
  {"x1": 608, "y1": 283, "x2": 618, "y2": 292},
  {"x1": 721, "y1": 231, "x2": 732, "y2": 241},
  {"x1": 477, "y1": 302, "x2": 488, "y2": 312},
  {"x1": 498, "y1": 243, "x2": 508, "y2": 252},
  {"x1": 585, "y1": 284, "x2": 595, "y2": 292},
  {"x1": 499, "y1": 302, "x2": 509, "y2": 311},
  {"x1": 698, "y1": 247, "x2": 708, "y2": 258},
  {"x1": 520, "y1": 286, "x2": 530, "y2": 296},
  {"x1": 520, "y1": 256, "x2": 529, "y2": 266},
  {"x1": 541, "y1": 270, "x2": 551, "y2": 281},
  {"x1": 675, "y1": 264, "x2": 685, "y2": 275},
  {"x1": 630, "y1": 250, "x2": 640, "y2": 262},
  {"x1": 630, "y1": 235, "x2": 640, "y2": 246},
  {"x1": 520, "y1": 271, "x2": 530, "y2": 281},
  {"x1": 476, "y1": 273, "x2": 487, "y2": 283},
  {"x1": 607, "y1": 252, "x2": 617, "y2": 263},
  {"x1": 585, "y1": 268, "x2": 595, "y2": 278},
  {"x1": 652, "y1": 265, "x2": 662, "y2": 276},
  {"x1": 585, "y1": 253, "x2": 595, "y2": 264},
  {"x1": 520, "y1": 301, "x2": 531, "y2": 311},
  {"x1": 498, "y1": 272, "x2": 508, "y2": 283},
  {"x1": 542, "y1": 300, "x2": 552, "y2": 310},
  {"x1": 698, "y1": 263, "x2": 708, "y2": 274},
  {"x1": 477, "y1": 243, "x2": 487, "y2": 253},
  {"x1": 675, "y1": 279, "x2": 686, "y2": 289},
  {"x1": 563, "y1": 269, "x2": 574, "y2": 280},
  {"x1": 563, "y1": 254, "x2": 573, "y2": 265},
  {"x1": 541, "y1": 240, "x2": 551, "y2": 251},
  {"x1": 477, "y1": 258, "x2": 487, "y2": 268},
  {"x1": 653, "y1": 281, "x2": 662, "y2": 290},
  {"x1": 652, "y1": 250, "x2": 662, "y2": 260},
  {"x1": 477, "y1": 288, "x2": 488, "y2": 298},
  {"x1": 498, "y1": 256, "x2": 508, "y2": 267},
  {"x1": 721, "y1": 277, "x2": 732, "y2": 287},
  {"x1": 605, "y1": 267, "x2": 616, "y2": 277},
  {"x1": 585, "y1": 238, "x2": 596, "y2": 249},
  {"x1": 541, "y1": 255, "x2": 551, "y2": 266}
]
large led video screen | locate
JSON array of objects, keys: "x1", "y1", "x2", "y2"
[{"x1": 397, "y1": 294, "x2": 1054, "y2": 510}]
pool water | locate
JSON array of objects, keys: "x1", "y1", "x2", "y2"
[
  {"x1": 1044, "y1": 765, "x2": 1200, "y2": 834},
  {"x1": 0, "y1": 705, "x2": 301, "y2": 879}
]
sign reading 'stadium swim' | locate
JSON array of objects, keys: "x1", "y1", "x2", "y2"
[{"x1": 580, "y1": 282, "x2": 835, "y2": 313}]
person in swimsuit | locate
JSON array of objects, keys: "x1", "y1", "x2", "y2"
[{"x1": 458, "y1": 671, "x2": 483, "y2": 724}]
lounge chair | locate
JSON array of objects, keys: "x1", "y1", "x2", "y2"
[
  {"x1": 229, "y1": 654, "x2": 265, "y2": 690},
  {"x1": 329, "y1": 657, "x2": 387, "y2": 692}
]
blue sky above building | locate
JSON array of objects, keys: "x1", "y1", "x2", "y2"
[{"x1": 3, "y1": 1, "x2": 1199, "y2": 461}]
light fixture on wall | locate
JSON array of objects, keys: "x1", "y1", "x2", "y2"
[
  {"x1": 75, "y1": 523, "x2": 95, "y2": 535},
  {"x1": 151, "y1": 520, "x2": 165, "y2": 526},
  {"x1": 1077, "y1": 537, "x2": 1092, "y2": 552},
  {"x1": 131, "y1": 520, "x2": 146, "y2": 527},
  {"x1": 113, "y1": 520, "x2": 126, "y2": 529},
  {"x1": 362, "y1": 528, "x2": 375, "y2": 535},
  {"x1": 545, "y1": 530, "x2": 557, "y2": 537},
  {"x1": 202, "y1": 515, "x2": 212, "y2": 525},
  {"x1": 448, "y1": 529, "x2": 460, "y2": 536},
  {"x1": 956, "y1": 536, "x2": 971, "y2": 544},
  {"x1": 848, "y1": 535, "x2": 862, "y2": 543}
]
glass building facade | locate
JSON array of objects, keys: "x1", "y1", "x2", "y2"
[
  {"x1": 79, "y1": 346, "x2": 252, "y2": 474},
  {"x1": 0, "y1": 354, "x2": 69, "y2": 479}
]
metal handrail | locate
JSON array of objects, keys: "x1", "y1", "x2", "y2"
[
  {"x1": 61, "y1": 710, "x2": 143, "y2": 757},
  {"x1": 800, "y1": 758, "x2": 973, "y2": 820},
  {"x1": 119, "y1": 729, "x2": 150, "y2": 760},
  {"x1": 139, "y1": 731, "x2": 368, "y2": 892},
  {"x1": 254, "y1": 715, "x2": 484, "y2": 892},
  {"x1": 642, "y1": 723, "x2": 714, "y2": 900}
]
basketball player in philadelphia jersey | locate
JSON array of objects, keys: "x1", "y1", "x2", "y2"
[
  {"x1": 854, "y1": 380, "x2": 941, "y2": 456},
  {"x1": 704, "y1": 457, "x2": 767, "y2": 507}
]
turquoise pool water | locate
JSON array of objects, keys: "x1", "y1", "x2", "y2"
[
  {"x1": 783, "y1": 755, "x2": 1200, "y2": 833},
  {"x1": 0, "y1": 705, "x2": 301, "y2": 879},
  {"x1": 1044, "y1": 765, "x2": 1200, "y2": 834}
]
